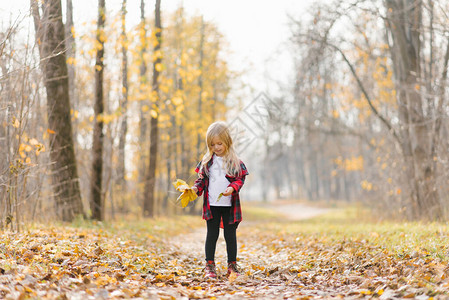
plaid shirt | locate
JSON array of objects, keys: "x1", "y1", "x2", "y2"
[{"x1": 194, "y1": 156, "x2": 249, "y2": 226}]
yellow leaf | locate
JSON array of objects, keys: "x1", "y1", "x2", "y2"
[
  {"x1": 361, "y1": 180, "x2": 373, "y2": 191},
  {"x1": 360, "y1": 289, "x2": 372, "y2": 295},
  {"x1": 172, "y1": 96, "x2": 183, "y2": 106},
  {"x1": 47, "y1": 128, "x2": 56, "y2": 134},
  {"x1": 216, "y1": 193, "x2": 223, "y2": 203},
  {"x1": 29, "y1": 138, "x2": 39, "y2": 146},
  {"x1": 332, "y1": 110, "x2": 339, "y2": 118},
  {"x1": 172, "y1": 179, "x2": 197, "y2": 208},
  {"x1": 155, "y1": 63, "x2": 163, "y2": 72},
  {"x1": 173, "y1": 179, "x2": 189, "y2": 191},
  {"x1": 12, "y1": 117, "x2": 20, "y2": 128},
  {"x1": 66, "y1": 57, "x2": 77, "y2": 65},
  {"x1": 228, "y1": 271, "x2": 238, "y2": 282},
  {"x1": 150, "y1": 109, "x2": 158, "y2": 119},
  {"x1": 142, "y1": 105, "x2": 150, "y2": 112}
]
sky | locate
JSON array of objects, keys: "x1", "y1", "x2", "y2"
[{"x1": 4, "y1": 0, "x2": 313, "y2": 96}]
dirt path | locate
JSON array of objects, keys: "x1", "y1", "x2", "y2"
[
  {"x1": 158, "y1": 203, "x2": 332, "y2": 299},
  {"x1": 262, "y1": 202, "x2": 330, "y2": 221}
]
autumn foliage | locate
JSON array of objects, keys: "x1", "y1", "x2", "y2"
[{"x1": 1, "y1": 207, "x2": 449, "y2": 298}]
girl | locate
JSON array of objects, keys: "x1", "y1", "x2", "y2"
[{"x1": 192, "y1": 121, "x2": 249, "y2": 279}]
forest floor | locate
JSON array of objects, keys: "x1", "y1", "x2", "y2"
[{"x1": 1, "y1": 202, "x2": 449, "y2": 299}]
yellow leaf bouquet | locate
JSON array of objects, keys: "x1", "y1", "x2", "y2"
[{"x1": 172, "y1": 179, "x2": 197, "y2": 208}]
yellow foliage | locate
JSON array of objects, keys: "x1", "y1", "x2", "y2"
[
  {"x1": 172, "y1": 179, "x2": 197, "y2": 208},
  {"x1": 29, "y1": 138, "x2": 38, "y2": 146},
  {"x1": 361, "y1": 180, "x2": 373, "y2": 191},
  {"x1": 66, "y1": 57, "x2": 77, "y2": 65},
  {"x1": 172, "y1": 96, "x2": 183, "y2": 106},
  {"x1": 150, "y1": 110, "x2": 158, "y2": 119},
  {"x1": 335, "y1": 156, "x2": 364, "y2": 171},
  {"x1": 160, "y1": 84, "x2": 169, "y2": 94},
  {"x1": 332, "y1": 110, "x2": 339, "y2": 119},
  {"x1": 12, "y1": 116, "x2": 20, "y2": 128}
]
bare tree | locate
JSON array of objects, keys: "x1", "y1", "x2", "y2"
[
  {"x1": 143, "y1": 0, "x2": 161, "y2": 217},
  {"x1": 30, "y1": 0, "x2": 84, "y2": 222},
  {"x1": 117, "y1": 0, "x2": 128, "y2": 194},
  {"x1": 385, "y1": 0, "x2": 442, "y2": 220},
  {"x1": 138, "y1": 0, "x2": 147, "y2": 189},
  {"x1": 65, "y1": 0, "x2": 76, "y2": 130},
  {"x1": 285, "y1": 0, "x2": 449, "y2": 220},
  {"x1": 90, "y1": 0, "x2": 106, "y2": 221}
]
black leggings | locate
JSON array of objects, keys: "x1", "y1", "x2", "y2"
[{"x1": 205, "y1": 206, "x2": 238, "y2": 263}]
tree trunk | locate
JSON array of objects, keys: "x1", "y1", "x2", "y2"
[
  {"x1": 196, "y1": 17, "x2": 205, "y2": 160},
  {"x1": 90, "y1": 0, "x2": 106, "y2": 221},
  {"x1": 143, "y1": 0, "x2": 161, "y2": 217},
  {"x1": 30, "y1": 0, "x2": 84, "y2": 222},
  {"x1": 65, "y1": 0, "x2": 77, "y2": 135},
  {"x1": 386, "y1": 0, "x2": 441, "y2": 220},
  {"x1": 117, "y1": 0, "x2": 128, "y2": 195},
  {"x1": 190, "y1": 16, "x2": 205, "y2": 214},
  {"x1": 138, "y1": 0, "x2": 148, "y2": 187}
]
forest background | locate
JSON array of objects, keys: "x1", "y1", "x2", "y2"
[{"x1": 2, "y1": 0, "x2": 449, "y2": 228}]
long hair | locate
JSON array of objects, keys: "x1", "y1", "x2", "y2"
[{"x1": 200, "y1": 121, "x2": 242, "y2": 176}]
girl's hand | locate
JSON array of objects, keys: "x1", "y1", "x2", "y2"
[
  {"x1": 222, "y1": 187, "x2": 234, "y2": 196},
  {"x1": 192, "y1": 186, "x2": 198, "y2": 193}
]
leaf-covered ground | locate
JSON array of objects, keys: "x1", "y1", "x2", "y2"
[{"x1": 1, "y1": 204, "x2": 449, "y2": 299}]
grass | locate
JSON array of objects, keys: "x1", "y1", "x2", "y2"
[
  {"x1": 28, "y1": 203, "x2": 449, "y2": 262},
  {"x1": 27, "y1": 213, "x2": 205, "y2": 249},
  {"x1": 244, "y1": 203, "x2": 449, "y2": 260}
]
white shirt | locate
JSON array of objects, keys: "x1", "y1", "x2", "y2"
[{"x1": 208, "y1": 155, "x2": 232, "y2": 207}]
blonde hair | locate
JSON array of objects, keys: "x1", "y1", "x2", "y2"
[{"x1": 200, "y1": 121, "x2": 242, "y2": 176}]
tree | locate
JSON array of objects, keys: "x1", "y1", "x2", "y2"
[
  {"x1": 287, "y1": 0, "x2": 449, "y2": 220},
  {"x1": 90, "y1": 0, "x2": 106, "y2": 221},
  {"x1": 138, "y1": 0, "x2": 148, "y2": 188},
  {"x1": 65, "y1": 0, "x2": 76, "y2": 129},
  {"x1": 385, "y1": 0, "x2": 443, "y2": 220},
  {"x1": 117, "y1": 0, "x2": 128, "y2": 193},
  {"x1": 30, "y1": 0, "x2": 84, "y2": 221},
  {"x1": 143, "y1": 0, "x2": 161, "y2": 217}
]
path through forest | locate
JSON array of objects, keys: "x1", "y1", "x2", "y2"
[
  {"x1": 159, "y1": 203, "x2": 334, "y2": 299},
  {"x1": 1, "y1": 203, "x2": 445, "y2": 299}
]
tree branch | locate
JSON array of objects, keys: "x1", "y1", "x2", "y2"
[
  {"x1": 325, "y1": 41, "x2": 402, "y2": 146},
  {"x1": 431, "y1": 34, "x2": 449, "y2": 156}
]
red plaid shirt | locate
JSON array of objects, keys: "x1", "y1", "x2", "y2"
[{"x1": 193, "y1": 156, "x2": 249, "y2": 226}]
